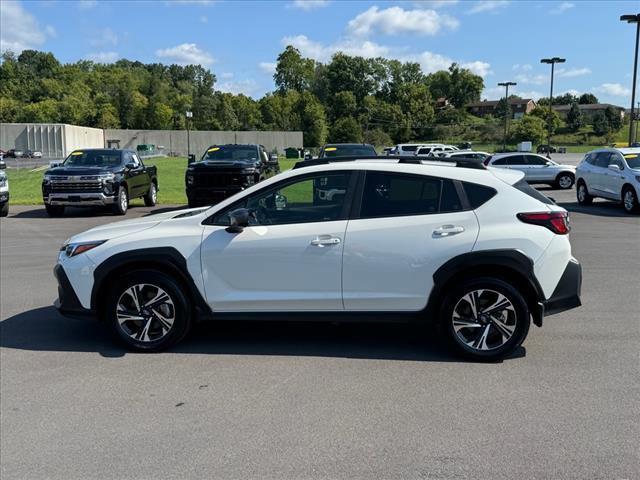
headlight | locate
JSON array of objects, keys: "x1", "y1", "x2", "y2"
[
  {"x1": 241, "y1": 168, "x2": 257, "y2": 174},
  {"x1": 0, "y1": 177, "x2": 6, "y2": 187},
  {"x1": 43, "y1": 174, "x2": 53, "y2": 183},
  {"x1": 61, "y1": 240, "x2": 106, "y2": 257},
  {"x1": 98, "y1": 173, "x2": 115, "y2": 182}
]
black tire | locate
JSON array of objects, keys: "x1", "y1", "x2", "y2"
[
  {"x1": 576, "y1": 181, "x2": 593, "y2": 205},
  {"x1": 144, "y1": 182, "x2": 157, "y2": 207},
  {"x1": 112, "y1": 187, "x2": 128, "y2": 215},
  {"x1": 0, "y1": 202, "x2": 8, "y2": 217},
  {"x1": 45, "y1": 204, "x2": 65, "y2": 217},
  {"x1": 622, "y1": 186, "x2": 640, "y2": 214},
  {"x1": 438, "y1": 277, "x2": 531, "y2": 361},
  {"x1": 555, "y1": 172, "x2": 574, "y2": 190},
  {"x1": 106, "y1": 270, "x2": 192, "y2": 352}
]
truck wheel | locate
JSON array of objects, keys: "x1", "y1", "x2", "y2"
[
  {"x1": 144, "y1": 182, "x2": 157, "y2": 207},
  {"x1": 112, "y1": 187, "x2": 128, "y2": 215},
  {"x1": 45, "y1": 204, "x2": 65, "y2": 217},
  {"x1": 439, "y1": 277, "x2": 530, "y2": 362},
  {"x1": 106, "y1": 270, "x2": 192, "y2": 352},
  {"x1": 0, "y1": 203, "x2": 8, "y2": 217}
]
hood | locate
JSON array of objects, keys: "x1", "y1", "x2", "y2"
[
  {"x1": 487, "y1": 167, "x2": 525, "y2": 185},
  {"x1": 555, "y1": 164, "x2": 576, "y2": 170},
  {"x1": 45, "y1": 165, "x2": 124, "y2": 176},
  {"x1": 66, "y1": 207, "x2": 205, "y2": 243},
  {"x1": 188, "y1": 160, "x2": 257, "y2": 171}
]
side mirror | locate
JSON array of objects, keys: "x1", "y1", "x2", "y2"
[
  {"x1": 188, "y1": 154, "x2": 196, "y2": 164},
  {"x1": 125, "y1": 162, "x2": 136, "y2": 170},
  {"x1": 226, "y1": 208, "x2": 254, "y2": 233},
  {"x1": 269, "y1": 153, "x2": 279, "y2": 165},
  {"x1": 275, "y1": 193, "x2": 287, "y2": 210},
  {"x1": 304, "y1": 152, "x2": 312, "y2": 161},
  {"x1": 608, "y1": 164, "x2": 622, "y2": 172},
  {"x1": 49, "y1": 161, "x2": 61, "y2": 168},
  {"x1": 545, "y1": 161, "x2": 553, "y2": 166}
]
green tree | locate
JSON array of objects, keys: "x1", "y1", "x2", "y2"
[
  {"x1": 604, "y1": 106, "x2": 622, "y2": 131},
  {"x1": 363, "y1": 128, "x2": 392, "y2": 147},
  {"x1": 298, "y1": 92, "x2": 327, "y2": 147},
  {"x1": 329, "y1": 116, "x2": 363, "y2": 143},
  {"x1": 330, "y1": 90, "x2": 357, "y2": 120},
  {"x1": 511, "y1": 115, "x2": 546, "y2": 143},
  {"x1": 578, "y1": 93, "x2": 598, "y2": 105},
  {"x1": 530, "y1": 106, "x2": 561, "y2": 134},
  {"x1": 566, "y1": 102, "x2": 582, "y2": 132},
  {"x1": 274, "y1": 45, "x2": 315, "y2": 93},
  {"x1": 446, "y1": 63, "x2": 484, "y2": 108},
  {"x1": 592, "y1": 112, "x2": 609, "y2": 136}
]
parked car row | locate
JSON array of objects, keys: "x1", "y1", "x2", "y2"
[{"x1": 0, "y1": 149, "x2": 42, "y2": 158}]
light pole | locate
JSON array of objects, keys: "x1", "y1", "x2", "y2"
[
  {"x1": 498, "y1": 81, "x2": 517, "y2": 152},
  {"x1": 185, "y1": 110, "x2": 193, "y2": 161},
  {"x1": 541, "y1": 57, "x2": 566, "y2": 157},
  {"x1": 620, "y1": 14, "x2": 640, "y2": 146}
]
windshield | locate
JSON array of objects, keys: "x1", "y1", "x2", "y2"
[
  {"x1": 321, "y1": 145, "x2": 376, "y2": 157},
  {"x1": 201, "y1": 145, "x2": 259, "y2": 162},
  {"x1": 624, "y1": 153, "x2": 640, "y2": 169},
  {"x1": 63, "y1": 150, "x2": 122, "y2": 167}
]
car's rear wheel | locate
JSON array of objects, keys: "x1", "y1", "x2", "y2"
[
  {"x1": 106, "y1": 270, "x2": 192, "y2": 352},
  {"x1": 112, "y1": 187, "x2": 128, "y2": 215},
  {"x1": 144, "y1": 182, "x2": 157, "y2": 207},
  {"x1": 622, "y1": 186, "x2": 639, "y2": 214},
  {"x1": 45, "y1": 204, "x2": 65, "y2": 217},
  {"x1": 439, "y1": 277, "x2": 530, "y2": 361},
  {"x1": 576, "y1": 181, "x2": 593, "y2": 205},
  {"x1": 0, "y1": 202, "x2": 8, "y2": 217},
  {"x1": 556, "y1": 172, "x2": 574, "y2": 190}
]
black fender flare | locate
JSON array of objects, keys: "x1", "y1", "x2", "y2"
[{"x1": 91, "y1": 247, "x2": 211, "y2": 318}]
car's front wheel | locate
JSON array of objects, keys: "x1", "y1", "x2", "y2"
[
  {"x1": 112, "y1": 187, "x2": 128, "y2": 215},
  {"x1": 144, "y1": 182, "x2": 157, "y2": 207},
  {"x1": 0, "y1": 202, "x2": 8, "y2": 217},
  {"x1": 622, "y1": 186, "x2": 639, "y2": 214},
  {"x1": 439, "y1": 277, "x2": 530, "y2": 361},
  {"x1": 576, "y1": 181, "x2": 593, "y2": 205},
  {"x1": 555, "y1": 172, "x2": 574, "y2": 190},
  {"x1": 106, "y1": 270, "x2": 192, "y2": 352}
]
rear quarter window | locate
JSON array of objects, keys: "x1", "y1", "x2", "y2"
[
  {"x1": 462, "y1": 182, "x2": 497, "y2": 209},
  {"x1": 512, "y1": 179, "x2": 554, "y2": 205}
]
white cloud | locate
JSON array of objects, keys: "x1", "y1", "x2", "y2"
[
  {"x1": 513, "y1": 90, "x2": 544, "y2": 101},
  {"x1": 559, "y1": 89, "x2": 581, "y2": 97},
  {"x1": 78, "y1": 0, "x2": 97, "y2": 8},
  {"x1": 550, "y1": 2, "x2": 574, "y2": 14},
  {"x1": 156, "y1": 43, "x2": 215, "y2": 65},
  {"x1": 405, "y1": 52, "x2": 492, "y2": 77},
  {"x1": 217, "y1": 79, "x2": 261, "y2": 97},
  {"x1": 290, "y1": 0, "x2": 330, "y2": 10},
  {"x1": 512, "y1": 63, "x2": 532, "y2": 71},
  {"x1": 348, "y1": 6, "x2": 459, "y2": 36},
  {"x1": 594, "y1": 83, "x2": 631, "y2": 97},
  {"x1": 0, "y1": 0, "x2": 52, "y2": 53},
  {"x1": 461, "y1": 60, "x2": 493, "y2": 77},
  {"x1": 91, "y1": 27, "x2": 118, "y2": 47},
  {"x1": 282, "y1": 35, "x2": 391, "y2": 62},
  {"x1": 557, "y1": 67, "x2": 591, "y2": 78},
  {"x1": 85, "y1": 51, "x2": 119, "y2": 63},
  {"x1": 515, "y1": 73, "x2": 548, "y2": 85},
  {"x1": 45, "y1": 25, "x2": 57, "y2": 38},
  {"x1": 259, "y1": 62, "x2": 277, "y2": 74},
  {"x1": 219, "y1": 72, "x2": 234, "y2": 79},
  {"x1": 468, "y1": 1, "x2": 509, "y2": 14}
]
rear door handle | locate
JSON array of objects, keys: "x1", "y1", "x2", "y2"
[
  {"x1": 433, "y1": 225, "x2": 465, "y2": 237},
  {"x1": 310, "y1": 235, "x2": 341, "y2": 247}
]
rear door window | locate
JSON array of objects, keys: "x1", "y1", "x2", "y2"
[
  {"x1": 524, "y1": 155, "x2": 547, "y2": 166},
  {"x1": 593, "y1": 152, "x2": 612, "y2": 168},
  {"x1": 506, "y1": 155, "x2": 525, "y2": 166}
]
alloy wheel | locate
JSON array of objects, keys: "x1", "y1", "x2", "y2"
[
  {"x1": 623, "y1": 190, "x2": 635, "y2": 212},
  {"x1": 116, "y1": 284, "x2": 175, "y2": 342},
  {"x1": 120, "y1": 190, "x2": 128, "y2": 211},
  {"x1": 558, "y1": 175, "x2": 573, "y2": 189},
  {"x1": 578, "y1": 185, "x2": 586, "y2": 202},
  {"x1": 452, "y1": 289, "x2": 517, "y2": 351}
]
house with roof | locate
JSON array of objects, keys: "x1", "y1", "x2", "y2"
[{"x1": 466, "y1": 98, "x2": 537, "y2": 119}]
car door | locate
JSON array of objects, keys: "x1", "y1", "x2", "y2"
[
  {"x1": 342, "y1": 171, "x2": 479, "y2": 311},
  {"x1": 603, "y1": 152, "x2": 626, "y2": 199},
  {"x1": 132, "y1": 153, "x2": 151, "y2": 196},
  {"x1": 506, "y1": 155, "x2": 529, "y2": 179},
  {"x1": 590, "y1": 152, "x2": 612, "y2": 195},
  {"x1": 200, "y1": 170, "x2": 356, "y2": 311},
  {"x1": 123, "y1": 152, "x2": 144, "y2": 197},
  {"x1": 523, "y1": 154, "x2": 550, "y2": 182}
]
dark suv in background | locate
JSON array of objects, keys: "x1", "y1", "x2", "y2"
[
  {"x1": 185, "y1": 144, "x2": 279, "y2": 207},
  {"x1": 42, "y1": 149, "x2": 158, "y2": 216},
  {"x1": 318, "y1": 143, "x2": 377, "y2": 158}
]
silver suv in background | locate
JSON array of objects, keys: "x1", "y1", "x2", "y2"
[
  {"x1": 486, "y1": 153, "x2": 576, "y2": 189},
  {"x1": 575, "y1": 148, "x2": 640, "y2": 214}
]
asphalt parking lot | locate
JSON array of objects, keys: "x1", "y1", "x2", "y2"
[{"x1": 1, "y1": 185, "x2": 639, "y2": 479}]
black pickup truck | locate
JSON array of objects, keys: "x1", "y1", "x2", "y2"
[
  {"x1": 185, "y1": 144, "x2": 280, "y2": 207},
  {"x1": 42, "y1": 149, "x2": 158, "y2": 216}
]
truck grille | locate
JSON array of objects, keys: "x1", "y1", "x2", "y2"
[
  {"x1": 50, "y1": 182, "x2": 102, "y2": 192},
  {"x1": 196, "y1": 173, "x2": 243, "y2": 188}
]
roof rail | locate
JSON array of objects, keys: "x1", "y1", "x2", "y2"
[{"x1": 293, "y1": 155, "x2": 486, "y2": 170}]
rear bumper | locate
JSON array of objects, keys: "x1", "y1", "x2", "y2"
[
  {"x1": 542, "y1": 258, "x2": 582, "y2": 316},
  {"x1": 53, "y1": 264, "x2": 95, "y2": 319}
]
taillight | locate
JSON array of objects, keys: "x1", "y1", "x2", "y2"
[{"x1": 517, "y1": 211, "x2": 570, "y2": 235}]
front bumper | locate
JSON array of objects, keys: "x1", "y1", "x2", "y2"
[
  {"x1": 542, "y1": 258, "x2": 582, "y2": 316},
  {"x1": 0, "y1": 191, "x2": 8, "y2": 204},
  {"x1": 44, "y1": 192, "x2": 117, "y2": 206},
  {"x1": 53, "y1": 264, "x2": 94, "y2": 319}
]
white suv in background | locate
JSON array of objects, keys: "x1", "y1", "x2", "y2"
[
  {"x1": 575, "y1": 147, "x2": 640, "y2": 214},
  {"x1": 53, "y1": 157, "x2": 582, "y2": 361},
  {"x1": 486, "y1": 153, "x2": 576, "y2": 189}
]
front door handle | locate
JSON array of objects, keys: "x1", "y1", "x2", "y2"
[
  {"x1": 433, "y1": 225, "x2": 465, "y2": 237},
  {"x1": 310, "y1": 235, "x2": 341, "y2": 247}
]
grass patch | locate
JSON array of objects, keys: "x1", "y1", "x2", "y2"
[{"x1": 6, "y1": 156, "x2": 301, "y2": 205}]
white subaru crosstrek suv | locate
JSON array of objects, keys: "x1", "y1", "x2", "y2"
[
  {"x1": 486, "y1": 153, "x2": 576, "y2": 189},
  {"x1": 575, "y1": 147, "x2": 640, "y2": 214},
  {"x1": 54, "y1": 156, "x2": 582, "y2": 361}
]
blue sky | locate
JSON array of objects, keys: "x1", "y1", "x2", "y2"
[{"x1": 0, "y1": 0, "x2": 637, "y2": 106}]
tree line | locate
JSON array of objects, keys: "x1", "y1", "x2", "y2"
[{"x1": 0, "y1": 47, "x2": 485, "y2": 147}]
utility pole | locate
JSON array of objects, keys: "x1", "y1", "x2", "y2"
[
  {"x1": 620, "y1": 14, "x2": 640, "y2": 146},
  {"x1": 541, "y1": 57, "x2": 566, "y2": 157},
  {"x1": 498, "y1": 81, "x2": 517, "y2": 152},
  {"x1": 185, "y1": 110, "x2": 193, "y2": 161}
]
